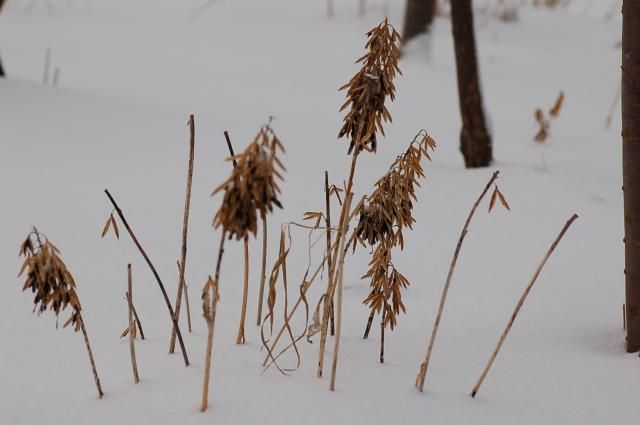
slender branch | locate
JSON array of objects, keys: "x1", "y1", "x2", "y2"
[
  {"x1": 79, "y1": 315, "x2": 104, "y2": 398},
  {"x1": 363, "y1": 306, "x2": 375, "y2": 339},
  {"x1": 257, "y1": 215, "x2": 268, "y2": 325},
  {"x1": 184, "y1": 280, "x2": 192, "y2": 332},
  {"x1": 415, "y1": 170, "x2": 499, "y2": 392},
  {"x1": 470, "y1": 214, "x2": 579, "y2": 398},
  {"x1": 318, "y1": 152, "x2": 359, "y2": 378},
  {"x1": 325, "y1": 170, "x2": 335, "y2": 336},
  {"x1": 104, "y1": 189, "x2": 189, "y2": 366},
  {"x1": 128, "y1": 264, "x2": 140, "y2": 383},
  {"x1": 236, "y1": 237, "x2": 249, "y2": 344},
  {"x1": 170, "y1": 114, "x2": 196, "y2": 354},
  {"x1": 132, "y1": 302, "x2": 145, "y2": 340},
  {"x1": 379, "y1": 306, "x2": 385, "y2": 364},
  {"x1": 201, "y1": 231, "x2": 226, "y2": 412},
  {"x1": 329, "y1": 192, "x2": 353, "y2": 391}
]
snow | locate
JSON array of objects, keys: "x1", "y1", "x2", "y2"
[{"x1": 1, "y1": 1, "x2": 636, "y2": 424}]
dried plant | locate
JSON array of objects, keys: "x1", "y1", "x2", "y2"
[
  {"x1": 202, "y1": 122, "x2": 286, "y2": 411},
  {"x1": 18, "y1": 228, "x2": 104, "y2": 398},
  {"x1": 350, "y1": 131, "x2": 436, "y2": 362},
  {"x1": 126, "y1": 264, "x2": 140, "y2": 384},
  {"x1": 212, "y1": 125, "x2": 285, "y2": 240},
  {"x1": 169, "y1": 114, "x2": 196, "y2": 354},
  {"x1": 534, "y1": 91, "x2": 564, "y2": 142},
  {"x1": 471, "y1": 214, "x2": 578, "y2": 398},
  {"x1": 338, "y1": 18, "x2": 401, "y2": 155},
  {"x1": 317, "y1": 18, "x2": 402, "y2": 383},
  {"x1": 415, "y1": 170, "x2": 509, "y2": 392}
]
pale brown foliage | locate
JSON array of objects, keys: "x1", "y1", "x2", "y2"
[
  {"x1": 212, "y1": 125, "x2": 285, "y2": 240},
  {"x1": 338, "y1": 19, "x2": 402, "y2": 155},
  {"x1": 19, "y1": 228, "x2": 83, "y2": 331}
]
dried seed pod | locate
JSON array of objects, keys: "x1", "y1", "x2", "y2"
[
  {"x1": 338, "y1": 19, "x2": 402, "y2": 155},
  {"x1": 212, "y1": 125, "x2": 286, "y2": 240}
]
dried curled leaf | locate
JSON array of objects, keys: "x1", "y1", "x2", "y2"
[{"x1": 549, "y1": 91, "x2": 564, "y2": 117}]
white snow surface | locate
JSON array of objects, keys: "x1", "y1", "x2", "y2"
[{"x1": 1, "y1": 1, "x2": 636, "y2": 424}]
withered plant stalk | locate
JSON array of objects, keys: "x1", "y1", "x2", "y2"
[
  {"x1": 18, "y1": 229, "x2": 104, "y2": 398},
  {"x1": 257, "y1": 215, "x2": 268, "y2": 325},
  {"x1": 201, "y1": 232, "x2": 225, "y2": 412},
  {"x1": 104, "y1": 189, "x2": 189, "y2": 366},
  {"x1": 471, "y1": 214, "x2": 578, "y2": 398},
  {"x1": 329, "y1": 193, "x2": 353, "y2": 391},
  {"x1": 236, "y1": 237, "x2": 249, "y2": 344},
  {"x1": 415, "y1": 170, "x2": 500, "y2": 392},
  {"x1": 128, "y1": 264, "x2": 140, "y2": 383},
  {"x1": 325, "y1": 171, "x2": 335, "y2": 336},
  {"x1": 170, "y1": 114, "x2": 196, "y2": 354},
  {"x1": 318, "y1": 19, "x2": 401, "y2": 378}
]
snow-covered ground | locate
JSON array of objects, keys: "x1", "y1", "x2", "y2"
[{"x1": 1, "y1": 1, "x2": 635, "y2": 424}]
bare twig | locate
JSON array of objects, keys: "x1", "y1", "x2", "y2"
[
  {"x1": 236, "y1": 237, "x2": 249, "y2": 344},
  {"x1": 325, "y1": 171, "x2": 335, "y2": 336},
  {"x1": 363, "y1": 309, "x2": 375, "y2": 339},
  {"x1": 104, "y1": 189, "x2": 189, "y2": 366},
  {"x1": 128, "y1": 264, "x2": 140, "y2": 383},
  {"x1": 79, "y1": 316, "x2": 104, "y2": 398},
  {"x1": 184, "y1": 279, "x2": 192, "y2": 332},
  {"x1": 257, "y1": 215, "x2": 268, "y2": 325},
  {"x1": 416, "y1": 170, "x2": 500, "y2": 392},
  {"x1": 170, "y1": 114, "x2": 196, "y2": 354},
  {"x1": 329, "y1": 193, "x2": 353, "y2": 391},
  {"x1": 131, "y1": 301, "x2": 145, "y2": 340},
  {"x1": 201, "y1": 232, "x2": 225, "y2": 412},
  {"x1": 470, "y1": 214, "x2": 579, "y2": 398}
]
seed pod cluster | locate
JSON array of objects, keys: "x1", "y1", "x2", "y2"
[
  {"x1": 354, "y1": 131, "x2": 436, "y2": 329},
  {"x1": 338, "y1": 19, "x2": 401, "y2": 155},
  {"x1": 212, "y1": 126, "x2": 285, "y2": 240},
  {"x1": 18, "y1": 228, "x2": 83, "y2": 331}
]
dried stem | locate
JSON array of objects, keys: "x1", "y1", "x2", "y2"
[
  {"x1": 257, "y1": 215, "x2": 268, "y2": 325},
  {"x1": 184, "y1": 280, "x2": 192, "y2": 332},
  {"x1": 201, "y1": 231, "x2": 226, "y2": 412},
  {"x1": 379, "y1": 307, "x2": 385, "y2": 364},
  {"x1": 318, "y1": 152, "x2": 359, "y2": 378},
  {"x1": 131, "y1": 301, "x2": 145, "y2": 340},
  {"x1": 79, "y1": 315, "x2": 104, "y2": 399},
  {"x1": 415, "y1": 170, "x2": 499, "y2": 392},
  {"x1": 470, "y1": 214, "x2": 579, "y2": 398},
  {"x1": 363, "y1": 309, "x2": 375, "y2": 339},
  {"x1": 128, "y1": 264, "x2": 140, "y2": 383},
  {"x1": 236, "y1": 237, "x2": 249, "y2": 344},
  {"x1": 104, "y1": 189, "x2": 189, "y2": 366},
  {"x1": 325, "y1": 171, "x2": 335, "y2": 336},
  {"x1": 170, "y1": 114, "x2": 196, "y2": 354},
  {"x1": 329, "y1": 193, "x2": 353, "y2": 391}
]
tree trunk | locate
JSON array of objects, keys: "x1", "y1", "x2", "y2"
[
  {"x1": 622, "y1": 0, "x2": 640, "y2": 353},
  {"x1": 451, "y1": 0, "x2": 492, "y2": 168},
  {"x1": 402, "y1": 0, "x2": 437, "y2": 44}
]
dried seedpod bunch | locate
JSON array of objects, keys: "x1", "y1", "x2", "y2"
[
  {"x1": 534, "y1": 91, "x2": 564, "y2": 142},
  {"x1": 212, "y1": 124, "x2": 285, "y2": 240},
  {"x1": 338, "y1": 18, "x2": 401, "y2": 155},
  {"x1": 18, "y1": 227, "x2": 104, "y2": 398},
  {"x1": 351, "y1": 131, "x2": 436, "y2": 359}
]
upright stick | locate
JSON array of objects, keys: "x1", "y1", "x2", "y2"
[
  {"x1": 470, "y1": 214, "x2": 578, "y2": 398},
  {"x1": 329, "y1": 193, "x2": 353, "y2": 391},
  {"x1": 324, "y1": 171, "x2": 335, "y2": 336},
  {"x1": 257, "y1": 215, "x2": 268, "y2": 325},
  {"x1": 415, "y1": 170, "x2": 499, "y2": 392},
  {"x1": 201, "y1": 232, "x2": 226, "y2": 412},
  {"x1": 170, "y1": 114, "x2": 196, "y2": 354},
  {"x1": 128, "y1": 264, "x2": 140, "y2": 383},
  {"x1": 236, "y1": 237, "x2": 249, "y2": 344},
  {"x1": 184, "y1": 279, "x2": 192, "y2": 332},
  {"x1": 79, "y1": 316, "x2": 104, "y2": 398},
  {"x1": 104, "y1": 189, "x2": 189, "y2": 366}
]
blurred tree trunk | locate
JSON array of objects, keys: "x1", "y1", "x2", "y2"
[
  {"x1": 451, "y1": 0, "x2": 492, "y2": 168},
  {"x1": 402, "y1": 0, "x2": 437, "y2": 44},
  {"x1": 622, "y1": 0, "x2": 640, "y2": 353}
]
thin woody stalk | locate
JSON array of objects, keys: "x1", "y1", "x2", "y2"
[
  {"x1": 471, "y1": 214, "x2": 578, "y2": 398},
  {"x1": 236, "y1": 237, "x2": 249, "y2": 344},
  {"x1": 104, "y1": 189, "x2": 189, "y2": 366},
  {"x1": 257, "y1": 214, "x2": 268, "y2": 325},
  {"x1": 329, "y1": 193, "x2": 353, "y2": 391},
  {"x1": 128, "y1": 264, "x2": 140, "y2": 383},
  {"x1": 325, "y1": 171, "x2": 335, "y2": 336},
  {"x1": 201, "y1": 232, "x2": 226, "y2": 412},
  {"x1": 79, "y1": 316, "x2": 104, "y2": 398},
  {"x1": 318, "y1": 152, "x2": 359, "y2": 378},
  {"x1": 415, "y1": 170, "x2": 499, "y2": 392},
  {"x1": 170, "y1": 114, "x2": 196, "y2": 354}
]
